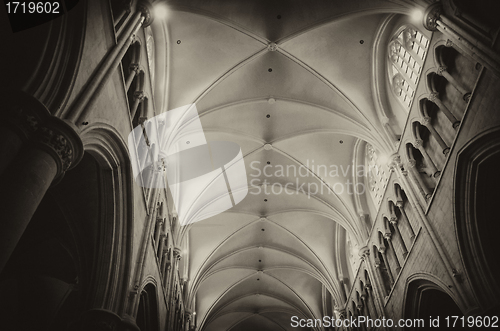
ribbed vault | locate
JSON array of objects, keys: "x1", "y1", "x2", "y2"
[{"x1": 150, "y1": 0, "x2": 416, "y2": 329}]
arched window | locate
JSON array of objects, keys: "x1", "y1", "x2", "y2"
[
  {"x1": 346, "y1": 234, "x2": 360, "y2": 274},
  {"x1": 365, "y1": 144, "x2": 389, "y2": 208},
  {"x1": 388, "y1": 26, "x2": 429, "y2": 109},
  {"x1": 145, "y1": 26, "x2": 155, "y2": 92}
]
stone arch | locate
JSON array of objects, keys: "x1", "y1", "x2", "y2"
[
  {"x1": 137, "y1": 282, "x2": 160, "y2": 331},
  {"x1": 404, "y1": 276, "x2": 463, "y2": 325},
  {"x1": 455, "y1": 127, "x2": 500, "y2": 313},
  {"x1": 80, "y1": 124, "x2": 135, "y2": 314}
]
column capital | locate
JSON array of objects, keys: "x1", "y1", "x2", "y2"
[
  {"x1": 334, "y1": 308, "x2": 346, "y2": 319},
  {"x1": 389, "y1": 216, "x2": 398, "y2": 225},
  {"x1": 388, "y1": 153, "x2": 402, "y2": 172},
  {"x1": 378, "y1": 246, "x2": 386, "y2": 254},
  {"x1": 423, "y1": 3, "x2": 442, "y2": 31},
  {"x1": 133, "y1": 90, "x2": 145, "y2": 101},
  {"x1": 383, "y1": 232, "x2": 392, "y2": 240},
  {"x1": 34, "y1": 117, "x2": 84, "y2": 183},
  {"x1": 129, "y1": 63, "x2": 140, "y2": 73},
  {"x1": 421, "y1": 116, "x2": 432, "y2": 126},
  {"x1": 358, "y1": 246, "x2": 370, "y2": 260},
  {"x1": 428, "y1": 91, "x2": 439, "y2": 102},
  {"x1": 413, "y1": 139, "x2": 424, "y2": 149},
  {"x1": 437, "y1": 66, "x2": 448, "y2": 76},
  {"x1": 173, "y1": 247, "x2": 182, "y2": 260},
  {"x1": 406, "y1": 159, "x2": 417, "y2": 169},
  {"x1": 5, "y1": 92, "x2": 84, "y2": 182},
  {"x1": 137, "y1": 0, "x2": 154, "y2": 27}
]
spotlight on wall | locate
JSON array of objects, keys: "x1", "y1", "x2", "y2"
[
  {"x1": 378, "y1": 154, "x2": 389, "y2": 165},
  {"x1": 154, "y1": 3, "x2": 169, "y2": 20},
  {"x1": 411, "y1": 9, "x2": 424, "y2": 23}
]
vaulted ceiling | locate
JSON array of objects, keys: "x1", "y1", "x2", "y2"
[{"x1": 150, "y1": 1, "x2": 418, "y2": 330}]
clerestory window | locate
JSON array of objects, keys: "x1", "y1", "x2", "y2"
[{"x1": 388, "y1": 26, "x2": 429, "y2": 109}]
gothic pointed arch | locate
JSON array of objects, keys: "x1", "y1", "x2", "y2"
[{"x1": 455, "y1": 126, "x2": 500, "y2": 314}]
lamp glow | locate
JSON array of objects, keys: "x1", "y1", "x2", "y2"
[
  {"x1": 411, "y1": 9, "x2": 424, "y2": 23},
  {"x1": 154, "y1": 4, "x2": 169, "y2": 20}
]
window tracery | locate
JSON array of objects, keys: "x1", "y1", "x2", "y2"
[
  {"x1": 145, "y1": 27, "x2": 155, "y2": 92},
  {"x1": 366, "y1": 144, "x2": 389, "y2": 208},
  {"x1": 388, "y1": 26, "x2": 429, "y2": 108}
]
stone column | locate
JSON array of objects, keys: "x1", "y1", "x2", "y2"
[
  {"x1": 359, "y1": 247, "x2": 384, "y2": 317},
  {"x1": 130, "y1": 89, "x2": 144, "y2": 119},
  {"x1": 407, "y1": 159, "x2": 433, "y2": 200},
  {"x1": 182, "y1": 278, "x2": 189, "y2": 302},
  {"x1": 421, "y1": 116, "x2": 450, "y2": 155},
  {"x1": 335, "y1": 308, "x2": 347, "y2": 331},
  {"x1": 169, "y1": 248, "x2": 182, "y2": 307},
  {"x1": 414, "y1": 139, "x2": 440, "y2": 179},
  {"x1": 378, "y1": 247, "x2": 394, "y2": 286},
  {"x1": 163, "y1": 250, "x2": 171, "y2": 289},
  {"x1": 356, "y1": 302, "x2": 367, "y2": 331},
  {"x1": 0, "y1": 104, "x2": 83, "y2": 273},
  {"x1": 160, "y1": 250, "x2": 168, "y2": 277},
  {"x1": 68, "y1": 0, "x2": 154, "y2": 127},
  {"x1": 361, "y1": 292, "x2": 370, "y2": 318},
  {"x1": 338, "y1": 278, "x2": 347, "y2": 302},
  {"x1": 157, "y1": 234, "x2": 166, "y2": 264},
  {"x1": 428, "y1": 92, "x2": 460, "y2": 129},
  {"x1": 113, "y1": 0, "x2": 132, "y2": 26},
  {"x1": 184, "y1": 311, "x2": 192, "y2": 331},
  {"x1": 384, "y1": 233, "x2": 401, "y2": 275},
  {"x1": 389, "y1": 218, "x2": 408, "y2": 259},
  {"x1": 396, "y1": 201, "x2": 416, "y2": 241},
  {"x1": 153, "y1": 218, "x2": 164, "y2": 251},
  {"x1": 437, "y1": 66, "x2": 471, "y2": 102},
  {"x1": 423, "y1": 3, "x2": 500, "y2": 78},
  {"x1": 363, "y1": 284, "x2": 377, "y2": 319}
]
